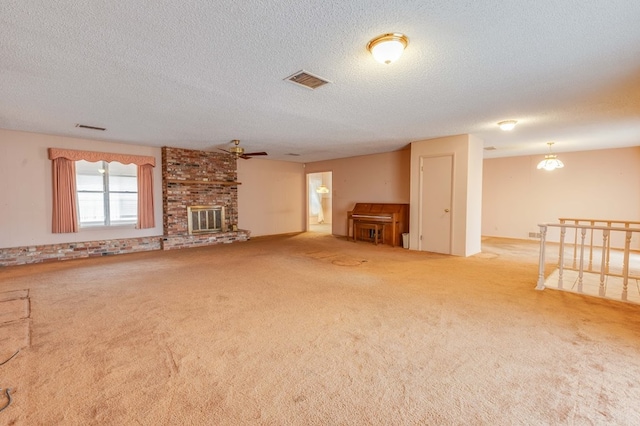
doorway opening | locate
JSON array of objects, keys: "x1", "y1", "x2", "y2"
[{"x1": 307, "y1": 172, "x2": 332, "y2": 234}]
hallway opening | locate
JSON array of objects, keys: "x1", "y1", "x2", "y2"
[{"x1": 307, "y1": 171, "x2": 332, "y2": 234}]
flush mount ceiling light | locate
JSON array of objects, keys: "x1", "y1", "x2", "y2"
[
  {"x1": 498, "y1": 120, "x2": 518, "y2": 131},
  {"x1": 537, "y1": 142, "x2": 565, "y2": 171},
  {"x1": 367, "y1": 33, "x2": 409, "y2": 64}
]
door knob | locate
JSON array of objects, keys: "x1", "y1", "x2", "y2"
[{"x1": 444, "y1": 209, "x2": 450, "y2": 213}]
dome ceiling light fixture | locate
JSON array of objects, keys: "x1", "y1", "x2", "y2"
[
  {"x1": 367, "y1": 33, "x2": 409, "y2": 65},
  {"x1": 537, "y1": 142, "x2": 565, "y2": 171},
  {"x1": 316, "y1": 184, "x2": 330, "y2": 194},
  {"x1": 498, "y1": 120, "x2": 518, "y2": 131}
]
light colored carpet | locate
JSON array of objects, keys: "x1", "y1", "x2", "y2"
[{"x1": 1, "y1": 234, "x2": 640, "y2": 425}]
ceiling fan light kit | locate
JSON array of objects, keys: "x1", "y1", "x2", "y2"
[
  {"x1": 229, "y1": 140, "x2": 244, "y2": 156},
  {"x1": 218, "y1": 140, "x2": 268, "y2": 160}
]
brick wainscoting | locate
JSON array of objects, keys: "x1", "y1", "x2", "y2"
[{"x1": 0, "y1": 237, "x2": 162, "y2": 267}]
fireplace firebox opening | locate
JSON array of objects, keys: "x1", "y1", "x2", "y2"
[{"x1": 187, "y1": 206, "x2": 227, "y2": 235}]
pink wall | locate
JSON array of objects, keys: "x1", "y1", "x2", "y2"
[
  {"x1": 3, "y1": 127, "x2": 638, "y2": 252},
  {"x1": 237, "y1": 158, "x2": 306, "y2": 237},
  {"x1": 482, "y1": 146, "x2": 640, "y2": 247},
  {"x1": 0, "y1": 129, "x2": 163, "y2": 249},
  {"x1": 305, "y1": 149, "x2": 411, "y2": 236}
]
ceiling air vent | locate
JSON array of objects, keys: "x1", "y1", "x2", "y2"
[
  {"x1": 484, "y1": 146, "x2": 497, "y2": 151},
  {"x1": 285, "y1": 70, "x2": 331, "y2": 90},
  {"x1": 75, "y1": 124, "x2": 106, "y2": 131}
]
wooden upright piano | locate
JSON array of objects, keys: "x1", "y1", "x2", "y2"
[{"x1": 347, "y1": 203, "x2": 409, "y2": 247}]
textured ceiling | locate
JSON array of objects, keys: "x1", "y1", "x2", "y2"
[{"x1": 1, "y1": 1, "x2": 639, "y2": 162}]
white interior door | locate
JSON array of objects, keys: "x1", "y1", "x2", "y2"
[{"x1": 420, "y1": 155, "x2": 453, "y2": 254}]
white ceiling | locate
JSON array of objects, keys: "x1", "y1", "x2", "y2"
[{"x1": 2, "y1": 1, "x2": 640, "y2": 162}]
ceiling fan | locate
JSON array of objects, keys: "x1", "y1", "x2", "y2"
[{"x1": 218, "y1": 139, "x2": 268, "y2": 160}]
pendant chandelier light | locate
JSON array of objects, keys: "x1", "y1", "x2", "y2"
[{"x1": 537, "y1": 142, "x2": 564, "y2": 171}]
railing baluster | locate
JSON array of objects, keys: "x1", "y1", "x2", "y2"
[
  {"x1": 536, "y1": 225, "x2": 547, "y2": 290},
  {"x1": 572, "y1": 220, "x2": 578, "y2": 269},
  {"x1": 622, "y1": 231, "x2": 631, "y2": 301},
  {"x1": 558, "y1": 226, "x2": 566, "y2": 289},
  {"x1": 606, "y1": 221, "x2": 612, "y2": 274},
  {"x1": 599, "y1": 230, "x2": 609, "y2": 297},
  {"x1": 577, "y1": 228, "x2": 586, "y2": 293},
  {"x1": 588, "y1": 220, "x2": 596, "y2": 272}
]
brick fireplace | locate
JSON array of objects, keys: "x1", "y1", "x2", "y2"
[{"x1": 161, "y1": 147, "x2": 249, "y2": 250}]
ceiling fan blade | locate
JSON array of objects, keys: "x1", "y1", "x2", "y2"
[
  {"x1": 238, "y1": 154, "x2": 252, "y2": 159},
  {"x1": 217, "y1": 148, "x2": 232, "y2": 155},
  {"x1": 243, "y1": 152, "x2": 268, "y2": 156}
]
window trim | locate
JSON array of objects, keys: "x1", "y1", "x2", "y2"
[{"x1": 76, "y1": 160, "x2": 139, "y2": 228}]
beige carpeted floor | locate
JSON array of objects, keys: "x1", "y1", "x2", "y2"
[{"x1": 1, "y1": 233, "x2": 640, "y2": 425}]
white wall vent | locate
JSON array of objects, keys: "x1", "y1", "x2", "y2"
[
  {"x1": 285, "y1": 70, "x2": 332, "y2": 90},
  {"x1": 75, "y1": 123, "x2": 106, "y2": 131}
]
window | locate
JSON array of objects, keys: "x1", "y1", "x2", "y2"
[
  {"x1": 49, "y1": 147, "x2": 155, "y2": 233},
  {"x1": 76, "y1": 160, "x2": 138, "y2": 227}
]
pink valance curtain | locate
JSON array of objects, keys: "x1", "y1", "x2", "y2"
[
  {"x1": 48, "y1": 148, "x2": 155, "y2": 167},
  {"x1": 49, "y1": 148, "x2": 156, "y2": 233},
  {"x1": 51, "y1": 157, "x2": 79, "y2": 233}
]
